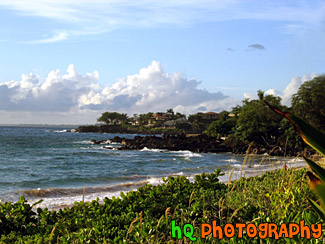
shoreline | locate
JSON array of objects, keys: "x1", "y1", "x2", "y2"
[{"x1": 27, "y1": 154, "x2": 307, "y2": 210}]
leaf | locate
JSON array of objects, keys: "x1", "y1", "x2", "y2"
[
  {"x1": 264, "y1": 101, "x2": 325, "y2": 156},
  {"x1": 304, "y1": 157, "x2": 325, "y2": 182},
  {"x1": 306, "y1": 171, "x2": 322, "y2": 189},
  {"x1": 307, "y1": 198, "x2": 325, "y2": 222},
  {"x1": 314, "y1": 183, "x2": 325, "y2": 208},
  {"x1": 31, "y1": 199, "x2": 44, "y2": 208}
]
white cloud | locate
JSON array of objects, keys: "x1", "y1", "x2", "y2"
[
  {"x1": 243, "y1": 73, "x2": 318, "y2": 106},
  {"x1": 79, "y1": 61, "x2": 236, "y2": 114},
  {"x1": 0, "y1": 0, "x2": 323, "y2": 42},
  {"x1": 23, "y1": 30, "x2": 69, "y2": 44},
  {"x1": 0, "y1": 64, "x2": 99, "y2": 112},
  {"x1": 0, "y1": 61, "x2": 237, "y2": 124},
  {"x1": 243, "y1": 92, "x2": 257, "y2": 100},
  {"x1": 280, "y1": 73, "x2": 318, "y2": 105}
]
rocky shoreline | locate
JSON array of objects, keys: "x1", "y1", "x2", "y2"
[
  {"x1": 90, "y1": 133, "x2": 297, "y2": 156},
  {"x1": 77, "y1": 125, "x2": 308, "y2": 156},
  {"x1": 114, "y1": 134, "x2": 229, "y2": 153}
]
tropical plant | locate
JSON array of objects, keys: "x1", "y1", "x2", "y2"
[{"x1": 264, "y1": 100, "x2": 325, "y2": 221}]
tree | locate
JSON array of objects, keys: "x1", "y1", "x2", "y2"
[
  {"x1": 138, "y1": 112, "x2": 154, "y2": 126},
  {"x1": 257, "y1": 89, "x2": 265, "y2": 100},
  {"x1": 147, "y1": 112, "x2": 154, "y2": 118},
  {"x1": 278, "y1": 118, "x2": 304, "y2": 154},
  {"x1": 206, "y1": 111, "x2": 236, "y2": 139},
  {"x1": 119, "y1": 113, "x2": 128, "y2": 125},
  {"x1": 175, "y1": 112, "x2": 186, "y2": 119},
  {"x1": 138, "y1": 114, "x2": 147, "y2": 126},
  {"x1": 166, "y1": 109, "x2": 175, "y2": 118},
  {"x1": 234, "y1": 93, "x2": 285, "y2": 146},
  {"x1": 97, "y1": 112, "x2": 128, "y2": 125},
  {"x1": 291, "y1": 76, "x2": 325, "y2": 132},
  {"x1": 188, "y1": 113, "x2": 205, "y2": 131}
]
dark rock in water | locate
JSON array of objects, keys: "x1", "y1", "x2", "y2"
[
  {"x1": 111, "y1": 136, "x2": 124, "y2": 143},
  {"x1": 90, "y1": 133, "x2": 300, "y2": 156},
  {"x1": 91, "y1": 139, "x2": 106, "y2": 145},
  {"x1": 103, "y1": 146, "x2": 114, "y2": 150},
  {"x1": 77, "y1": 126, "x2": 100, "y2": 133},
  {"x1": 113, "y1": 134, "x2": 231, "y2": 153}
]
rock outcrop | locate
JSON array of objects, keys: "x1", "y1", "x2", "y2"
[{"x1": 110, "y1": 134, "x2": 230, "y2": 153}]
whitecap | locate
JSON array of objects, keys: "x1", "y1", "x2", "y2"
[
  {"x1": 140, "y1": 147, "x2": 166, "y2": 152},
  {"x1": 147, "y1": 177, "x2": 163, "y2": 185},
  {"x1": 232, "y1": 164, "x2": 242, "y2": 168},
  {"x1": 225, "y1": 159, "x2": 239, "y2": 163},
  {"x1": 172, "y1": 150, "x2": 203, "y2": 158},
  {"x1": 53, "y1": 129, "x2": 67, "y2": 133},
  {"x1": 74, "y1": 140, "x2": 91, "y2": 144}
]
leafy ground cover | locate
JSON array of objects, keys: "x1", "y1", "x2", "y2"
[{"x1": 0, "y1": 166, "x2": 323, "y2": 243}]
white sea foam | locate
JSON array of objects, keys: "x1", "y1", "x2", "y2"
[
  {"x1": 140, "y1": 147, "x2": 165, "y2": 152},
  {"x1": 147, "y1": 177, "x2": 163, "y2": 185},
  {"x1": 225, "y1": 158, "x2": 239, "y2": 163},
  {"x1": 287, "y1": 157, "x2": 305, "y2": 164},
  {"x1": 232, "y1": 164, "x2": 242, "y2": 168},
  {"x1": 109, "y1": 142, "x2": 121, "y2": 145},
  {"x1": 172, "y1": 150, "x2": 203, "y2": 158},
  {"x1": 30, "y1": 191, "x2": 127, "y2": 210},
  {"x1": 74, "y1": 140, "x2": 91, "y2": 144},
  {"x1": 103, "y1": 146, "x2": 118, "y2": 150},
  {"x1": 26, "y1": 179, "x2": 154, "y2": 210},
  {"x1": 53, "y1": 129, "x2": 68, "y2": 133}
]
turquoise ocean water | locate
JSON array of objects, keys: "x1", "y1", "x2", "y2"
[{"x1": 0, "y1": 126, "x2": 306, "y2": 209}]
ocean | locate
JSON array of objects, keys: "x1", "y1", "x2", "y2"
[{"x1": 0, "y1": 126, "x2": 306, "y2": 209}]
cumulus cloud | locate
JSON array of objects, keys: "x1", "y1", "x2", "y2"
[
  {"x1": 248, "y1": 43, "x2": 265, "y2": 50},
  {"x1": 272, "y1": 73, "x2": 317, "y2": 105},
  {"x1": 0, "y1": 61, "x2": 237, "y2": 124},
  {"x1": 243, "y1": 73, "x2": 317, "y2": 106},
  {"x1": 78, "y1": 61, "x2": 236, "y2": 114},
  {"x1": 0, "y1": 64, "x2": 99, "y2": 112}
]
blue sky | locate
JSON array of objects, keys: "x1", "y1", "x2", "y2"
[{"x1": 0, "y1": 0, "x2": 324, "y2": 124}]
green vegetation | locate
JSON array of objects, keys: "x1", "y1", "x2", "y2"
[
  {"x1": 233, "y1": 92, "x2": 284, "y2": 146},
  {"x1": 92, "y1": 109, "x2": 218, "y2": 135},
  {"x1": 97, "y1": 112, "x2": 128, "y2": 125},
  {"x1": 0, "y1": 168, "x2": 322, "y2": 243},
  {"x1": 265, "y1": 99, "x2": 325, "y2": 224},
  {"x1": 206, "y1": 77, "x2": 325, "y2": 154},
  {"x1": 291, "y1": 76, "x2": 325, "y2": 132},
  {"x1": 204, "y1": 111, "x2": 236, "y2": 139}
]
